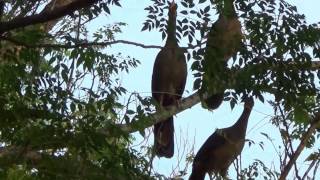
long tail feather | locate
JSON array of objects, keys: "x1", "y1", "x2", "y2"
[{"x1": 154, "y1": 116, "x2": 174, "y2": 158}]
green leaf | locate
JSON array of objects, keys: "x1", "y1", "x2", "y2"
[
  {"x1": 70, "y1": 102, "x2": 76, "y2": 112},
  {"x1": 180, "y1": 10, "x2": 188, "y2": 15},
  {"x1": 293, "y1": 106, "x2": 309, "y2": 124}
]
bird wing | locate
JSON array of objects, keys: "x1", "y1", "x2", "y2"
[
  {"x1": 194, "y1": 130, "x2": 227, "y2": 161},
  {"x1": 174, "y1": 48, "x2": 187, "y2": 98},
  {"x1": 151, "y1": 49, "x2": 166, "y2": 102}
]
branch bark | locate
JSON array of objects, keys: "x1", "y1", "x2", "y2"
[
  {"x1": 116, "y1": 91, "x2": 202, "y2": 134},
  {"x1": 42, "y1": 0, "x2": 76, "y2": 32},
  {"x1": 0, "y1": 145, "x2": 42, "y2": 163},
  {"x1": 279, "y1": 112, "x2": 320, "y2": 180},
  {"x1": 0, "y1": 0, "x2": 99, "y2": 33}
]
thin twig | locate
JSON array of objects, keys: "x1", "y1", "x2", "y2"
[
  {"x1": 0, "y1": 35, "x2": 204, "y2": 50},
  {"x1": 302, "y1": 158, "x2": 317, "y2": 180},
  {"x1": 278, "y1": 106, "x2": 302, "y2": 179},
  {"x1": 279, "y1": 113, "x2": 320, "y2": 180}
]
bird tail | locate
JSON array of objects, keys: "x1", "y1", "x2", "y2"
[
  {"x1": 202, "y1": 93, "x2": 224, "y2": 110},
  {"x1": 154, "y1": 116, "x2": 174, "y2": 158}
]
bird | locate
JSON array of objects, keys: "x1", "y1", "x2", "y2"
[
  {"x1": 189, "y1": 97, "x2": 254, "y2": 179},
  {"x1": 151, "y1": 0, "x2": 187, "y2": 158},
  {"x1": 201, "y1": 0, "x2": 242, "y2": 110}
]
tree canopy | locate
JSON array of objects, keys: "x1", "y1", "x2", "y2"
[{"x1": 0, "y1": 0, "x2": 319, "y2": 179}]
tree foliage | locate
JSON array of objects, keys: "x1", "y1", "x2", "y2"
[{"x1": 0, "y1": 0, "x2": 319, "y2": 179}]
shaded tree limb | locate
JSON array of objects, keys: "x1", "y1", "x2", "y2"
[
  {"x1": 0, "y1": 145, "x2": 42, "y2": 163},
  {"x1": 0, "y1": 0, "x2": 99, "y2": 34},
  {"x1": 279, "y1": 112, "x2": 320, "y2": 180},
  {"x1": 42, "y1": 0, "x2": 76, "y2": 32}
]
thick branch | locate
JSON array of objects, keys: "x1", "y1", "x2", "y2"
[
  {"x1": 0, "y1": 0, "x2": 99, "y2": 33},
  {"x1": 110, "y1": 91, "x2": 202, "y2": 134},
  {"x1": 0, "y1": 145, "x2": 42, "y2": 163},
  {"x1": 279, "y1": 112, "x2": 320, "y2": 180},
  {"x1": 42, "y1": 0, "x2": 76, "y2": 32}
]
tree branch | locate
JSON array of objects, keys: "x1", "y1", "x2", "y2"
[
  {"x1": 2, "y1": 37, "x2": 319, "y2": 71},
  {"x1": 279, "y1": 112, "x2": 320, "y2": 180},
  {"x1": 42, "y1": 0, "x2": 76, "y2": 32},
  {"x1": 0, "y1": 145, "x2": 42, "y2": 163},
  {"x1": 112, "y1": 91, "x2": 202, "y2": 134},
  {"x1": 0, "y1": 36, "x2": 205, "y2": 50},
  {"x1": 0, "y1": 0, "x2": 99, "y2": 33}
]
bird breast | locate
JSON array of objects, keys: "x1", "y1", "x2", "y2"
[{"x1": 152, "y1": 47, "x2": 187, "y2": 93}]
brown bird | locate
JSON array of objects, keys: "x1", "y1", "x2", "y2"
[
  {"x1": 151, "y1": 1, "x2": 187, "y2": 158},
  {"x1": 189, "y1": 97, "x2": 254, "y2": 179},
  {"x1": 202, "y1": 0, "x2": 242, "y2": 110}
]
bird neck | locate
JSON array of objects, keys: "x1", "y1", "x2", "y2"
[
  {"x1": 231, "y1": 106, "x2": 252, "y2": 138},
  {"x1": 189, "y1": 169, "x2": 206, "y2": 180},
  {"x1": 221, "y1": 0, "x2": 237, "y2": 19},
  {"x1": 165, "y1": 14, "x2": 178, "y2": 46}
]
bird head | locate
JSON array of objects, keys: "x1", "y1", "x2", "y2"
[
  {"x1": 168, "y1": 0, "x2": 177, "y2": 18},
  {"x1": 215, "y1": 0, "x2": 237, "y2": 18},
  {"x1": 243, "y1": 96, "x2": 254, "y2": 109}
]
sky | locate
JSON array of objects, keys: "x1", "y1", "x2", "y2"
[{"x1": 89, "y1": 0, "x2": 320, "y2": 179}]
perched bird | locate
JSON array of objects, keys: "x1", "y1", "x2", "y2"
[
  {"x1": 151, "y1": 1, "x2": 187, "y2": 158},
  {"x1": 202, "y1": 0, "x2": 242, "y2": 110},
  {"x1": 189, "y1": 97, "x2": 254, "y2": 179}
]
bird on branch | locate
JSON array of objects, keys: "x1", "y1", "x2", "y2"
[
  {"x1": 151, "y1": 0, "x2": 187, "y2": 158},
  {"x1": 189, "y1": 96, "x2": 254, "y2": 179},
  {"x1": 201, "y1": 0, "x2": 243, "y2": 110}
]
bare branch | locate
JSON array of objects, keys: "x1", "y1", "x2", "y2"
[
  {"x1": 279, "y1": 113, "x2": 320, "y2": 180},
  {"x1": 0, "y1": 36, "x2": 204, "y2": 50}
]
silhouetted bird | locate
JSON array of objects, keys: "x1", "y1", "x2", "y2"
[
  {"x1": 202, "y1": 0, "x2": 242, "y2": 110},
  {"x1": 190, "y1": 97, "x2": 254, "y2": 179},
  {"x1": 151, "y1": 0, "x2": 187, "y2": 158}
]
